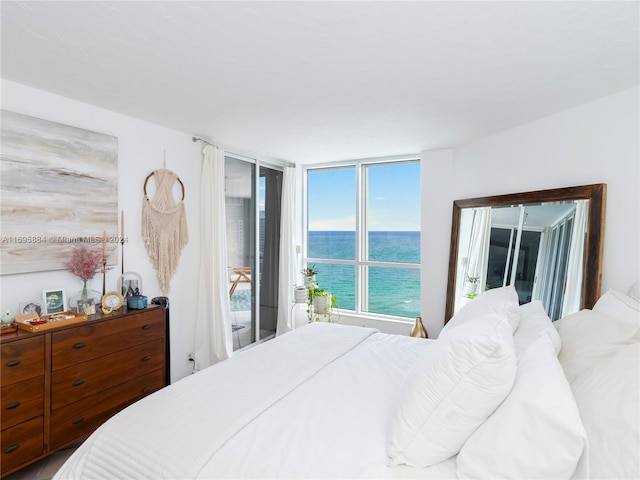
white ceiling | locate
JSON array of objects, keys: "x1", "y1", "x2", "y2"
[{"x1": 1, "y1": 1, "x2": 638, "y2": 164}]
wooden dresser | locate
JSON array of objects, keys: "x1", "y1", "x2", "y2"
[{"x1": 0, "y1": 305, "x2": 168, "y2": 477}]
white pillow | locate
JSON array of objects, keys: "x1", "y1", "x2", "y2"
[
  {"x1": 568, "y1": 344, "x2": 640, "y2": 480},
  {"x1": 457, "y1": 333, "x2": 588, "y2": 479},
  {"x1": 388, "y1": 313, "x2": 516, "y2": 467},
  {"x1": 442, "y1": 285, "x2": 520, "y2": 335},
  {"x1": 629, "y1": 281, "x2": 640, "y2": 301},
  {"x1": 513, "y1": 301, "x2": 561, "y2": 356},
  {"x1": 554, "y1": 309, "x2": 640, "y2": 380},
  {"x1": 593, "y1": 289, "x2": 640, "y2": 323}
]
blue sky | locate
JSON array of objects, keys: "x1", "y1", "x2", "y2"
[{"x1": 307, "y1": 161, "x2": 420, "y2": 231}]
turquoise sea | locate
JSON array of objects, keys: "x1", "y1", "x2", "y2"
[{"x1": 308, "y1": 231, "x2": 421, "y2": 318}]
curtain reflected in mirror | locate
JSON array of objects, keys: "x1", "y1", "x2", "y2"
[{"x1": 445, "y1": 184, "x2": 606, "y2": 323}]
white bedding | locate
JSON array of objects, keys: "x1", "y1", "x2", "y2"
[
  {"x1": 54, "y1": 323, "x2": 457, "y2": 480},
  {"x1": 55, "y1": 284, "x2": 640, "y2": 480}
]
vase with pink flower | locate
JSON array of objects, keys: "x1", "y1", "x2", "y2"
[{"x1": 65, "y1": 245, "x2": 108, "y2": 310}]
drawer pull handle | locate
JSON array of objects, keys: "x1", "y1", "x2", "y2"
[
  {"x1": 6, "y1": 360, "x2": 21, "y2": 367},
  {"x1": 143, "y1": 387, "x2": 152, "y2": 394},
  {"x1": 73, "y1": 416, "x2": 84, "y2": 424},
  {"x1": 142, "y1": 324, "x2": 152, "y2": 330},
  {"x1": 6, "y1": 402, "x2": 21, "y2": 410},
  {"x1": 73, "y1": 379, "x2": 85, "y2": 387},
  {"x1": 73, "y1": 342, "x2": 86, "y2": 349},
  {"x1": 4, "y1": 444, "x2": 19, "y2": 454},
  {"x1": 142, "y1": 356, "x2": 152, "y2": 362}
]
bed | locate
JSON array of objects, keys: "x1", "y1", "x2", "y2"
[{"x1": 53, "y1": 285, "x2": 639, "y2": 480}]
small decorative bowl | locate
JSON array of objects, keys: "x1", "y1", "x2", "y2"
[{"x1": 127, "y1": 294, "x2": 148, "y2": 310}]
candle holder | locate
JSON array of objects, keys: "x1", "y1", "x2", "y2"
[
  {"x1": 102, "y1": 259, "x2": 107, "y2": 296},
  {"x1": 120, "y1": 236, "x2": 125, "y2": 275}
]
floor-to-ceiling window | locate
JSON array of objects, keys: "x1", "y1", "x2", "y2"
[
  {"x1": 225, "y1": 156, "x2": 282, "y2": 350},
  {"x1": 305, "y1": 158, "x2": 420, "y2": 319}
]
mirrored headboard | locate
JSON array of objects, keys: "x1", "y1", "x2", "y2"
[{"x1": 445, "y1": 184, "x2": 606, "y2": 323}]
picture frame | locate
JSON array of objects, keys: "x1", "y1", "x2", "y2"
[
  {"x1": 1, "y1": 110, "x2": 118, "y2": 276},
  {"x1": 118, "y1": 271, "x2": 143, "y2": 298},
  {"x1": 77, "y1": 298, "x2": 96, "y2": 315},
  {"x1": 42, "y1": 289, "x2": 66, "y2": 315},
  {"x1": 19, "y1": 300, "x2": 44, "y2": 317},
  {"x1": 102, "y1": 291, "x2": 124, "y2": 311}
]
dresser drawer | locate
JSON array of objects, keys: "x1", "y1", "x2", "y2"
[
  {"x1": 52, "y1": 338, "x2": 164, "y2": 410},
  {"x1": 1, "y1": 416, "x2": 44, "y2": 473},
  {"x1": 50, "y1": 369, "x2": 164, "y2": 450},
  {"x1": 51, "y1": 310, "x2": 164, "y2": 370},
  {"x1": 1, "y1": 375, "x2": 44, "y2": 430},
  {"x1": 1, "y1": 336, "x2": 45, "y2": 385}
]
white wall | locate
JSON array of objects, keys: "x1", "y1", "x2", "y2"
[
  {"x1": 420, "y1": 149, "x2": 454, "y2": 339},
  {"x1": 1, "y1": 79, "x2": 203, "y2": 381},
  {"x1": 421, "y1": 86, "x2": 640, "y2": 338},
  {"x1": 4, "y1": 80, "x2": 637, "y2": 351}
]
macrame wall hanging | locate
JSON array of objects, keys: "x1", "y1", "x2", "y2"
[{"x1": 142, "y1": 167, "x2": 188, "y2": 294}]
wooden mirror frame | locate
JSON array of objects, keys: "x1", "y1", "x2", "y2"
[{"x1": 444, "y1": 183, "x2": 606, "y2": 324}]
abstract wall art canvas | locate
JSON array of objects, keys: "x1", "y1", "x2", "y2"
[{"x1": 1, "y1": 110, "x2": 118, "y2": 275}]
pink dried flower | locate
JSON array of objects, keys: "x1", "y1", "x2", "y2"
[{"x1": 64, "y1": 245, "x2": 103, "y2": 281}]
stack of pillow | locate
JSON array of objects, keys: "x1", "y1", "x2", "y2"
[
  {"x1": 387, "y1": 285, "x2": 589, "y2": 478},
  {"x1": 553, "y1": 284, "x2": 639, "y2": 480}
]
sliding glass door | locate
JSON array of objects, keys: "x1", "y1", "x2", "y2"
[
  {"x1": 258, "y1": 166, "x2": 282, "y2": 339},
  {"x1": 225, "y1": 156, "x2": 282, "y2": 350}
]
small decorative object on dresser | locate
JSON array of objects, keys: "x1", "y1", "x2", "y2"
[
  {"x1": 101, "y1": 291, "x2": 124, "y2": 314},
  {"x1": 0, "y1": 310, "x2": 17, "y2": 334},
  {"x1": 15, "y1": 311, "x2": 87, "y2": 333},
  {"x1": 19, "y1": 301, "x2": 43, "y2": 316},
  {"x1": 119, "y1": 271, "x2": 143, "y2": 298},
  {"x1": 77, "y1": 298, "x2": 96, "y2": 315},
  {"x1": 42, "y1": 289, "x2": 66, "y2": 315},
  {"x1": 2, "y1": 310, "x2": 15, "y2": 324},
  {"x1": 127, "y1": 288, "x2": 148, "y2": 310},
  {"x1": 64, "y1": 245, "x2": 106, "y2": 309}
]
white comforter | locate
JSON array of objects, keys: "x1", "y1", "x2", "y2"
[{"x1": 54, "y1": 323, "x2": 457, "y2": 479}]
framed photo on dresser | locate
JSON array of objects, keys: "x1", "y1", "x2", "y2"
[{"x1": 42, "y1": 289, "x2": 66, "y2": 314}]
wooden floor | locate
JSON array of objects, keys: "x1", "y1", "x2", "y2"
[{"x1": 2, "y1": 444, "x2": 78, "y2": 480}]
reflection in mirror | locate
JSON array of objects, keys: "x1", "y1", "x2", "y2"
[{"x1": 445, "y1": 184, "x2": 606, "y2": 323}]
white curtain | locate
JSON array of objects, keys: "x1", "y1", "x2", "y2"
[
  {"x1": 456, "y1": 207, "x2": 492, "y2": 311},
  {"x1": 194, "y1": 145, "x2": 233, "y2": 368},
  {"x1": 276, "y1": 166, "x2": 297, "y2": 336},
  {"x1": 561, "y1": 200, "x2": 588, "y2": 317}
]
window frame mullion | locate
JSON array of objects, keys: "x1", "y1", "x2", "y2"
[{"x1": 355, "y1": 163, "x2": 365, "y2": 314}]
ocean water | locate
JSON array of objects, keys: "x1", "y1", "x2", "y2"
[{"x1": 308, "y1": 231, "x2": 421, "y2": 318}]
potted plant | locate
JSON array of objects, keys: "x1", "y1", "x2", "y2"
[
  {"x1": 464, "y1": 274, "x2": 480, "y2": 299},
  {"x1": 307, "y1": 286, "x2": 336, "y2": 323},
  {"x1": 293, "y1": 284, "x2": 308, "y2": 303},
  {"x1": 301, "y1": 264, "x2": 318, "y2": 288}
]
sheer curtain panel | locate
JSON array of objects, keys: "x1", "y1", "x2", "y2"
[
  {"x1": 195, "y1": 145, "x2": 233, "y2": 368},
  {"x1": 276, "y1": 166, "x2": 298, "y2": 335},
  {"x1": 561, "y1": 200, "x2": 588, "y2": 318},
  {"x1": 456, "y1": 207, "x2": 492, "y2": 312}
]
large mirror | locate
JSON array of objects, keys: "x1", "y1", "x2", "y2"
[{"x1": 445, "y1": 184, "x2": 606, "y2": 323}]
